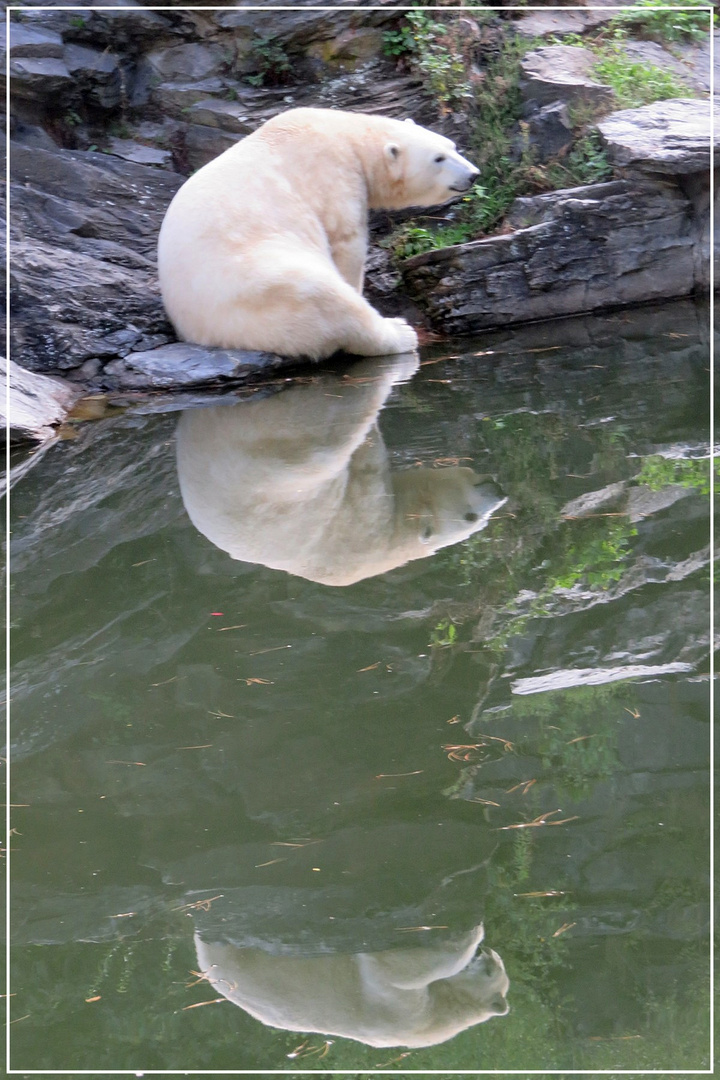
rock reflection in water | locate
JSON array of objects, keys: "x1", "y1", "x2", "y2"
[
  {"x1": 175, "y1": 354, "x2": 506, "y2": 585},
  {"x1": 194, "y1": 924, "x2": 508, "y2": 1049}
]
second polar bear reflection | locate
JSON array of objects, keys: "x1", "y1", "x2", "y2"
[
  {"x1": 195, "y1": 924, "x2": 509, "y2": 1048},
  {"x1": 176, "y1": 355, "x2": 507, "y2": 585}
]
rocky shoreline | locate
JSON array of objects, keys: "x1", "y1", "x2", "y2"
[{"x1": 4, "y1": 1, "x2": 716, "y2": 442}]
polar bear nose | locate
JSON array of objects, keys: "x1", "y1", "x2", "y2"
[{"x1": 450, "y1": 168, "x2": 480, "y2": 192}]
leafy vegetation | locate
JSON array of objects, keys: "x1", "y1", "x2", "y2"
[
  {"x1": 609, "y1": 0, "x2": 714, "y2": 43},
  {"x1": 592, "y1": 42, "x2": 690, "y2": 109},
  {"x1": 243, "y1": 34, "x2": 293, "y2": 87},
  {"x1": 633, "y1": 454, "x2": 711, "y2": 495},
  {"x1": 381, "y1": 6, "x2": 706, "y2": 255}
]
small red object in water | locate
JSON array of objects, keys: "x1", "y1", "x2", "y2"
[{"x1": 210, "y1": 612, "x2": 224, "y2": 617}]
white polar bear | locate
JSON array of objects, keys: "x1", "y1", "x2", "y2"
[
  {"x1": 194, "y1": 923, "x2": 509, "y2": 1048},
  {"x1": 157, "y1": 107, "x2": 478, "y2": 359},
  {"x1": 175, "y1": 356, "x2": 507, "y2": 586}
]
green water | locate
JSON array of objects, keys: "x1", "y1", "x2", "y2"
[{"x1": 8, "y1": 300, "x2": 711, "y2": 1073}]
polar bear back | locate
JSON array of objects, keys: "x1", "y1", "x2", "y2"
[{"x1": 157, "y1": 108, "x2": 478, "y2": 358}]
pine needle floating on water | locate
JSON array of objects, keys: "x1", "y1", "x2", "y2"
[
  {"x1": 181, "y1": 998, "x2": 227, "y2": 1010},
  {"x1": 238, "y1": 677, "x2": 274, "y2": 686},
  {"x1": 376, "y1": 770, "x2": 424, "y2": 778},
  {"x1": 376, "y1": 1052, "x2": 413, "y2": 1067},
  {"x1": 172, "y1": 895, "x2": 224, "y2": 913},
  {"x1": 514, "y1": 891, "x2": 566, "y2": 899},
  {"x1": 505, "y1": 779, "x2": 536, "y2": 795},
  {"x1": 496, "y1": 810, "x2": 579, "y2": 831}
]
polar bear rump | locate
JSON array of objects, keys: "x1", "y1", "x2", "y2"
[{"x1": 157, "y1": 107, "x2": 478, "y2": 360}]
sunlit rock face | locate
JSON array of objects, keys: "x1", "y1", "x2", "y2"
[{"x1": 175, "y1": 355, "x2": 506, "y2": 585}]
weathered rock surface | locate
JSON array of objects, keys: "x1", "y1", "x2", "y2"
[
  {"x1": 520, "y1": 45, "x2": 613, "y2": 110},
  {"x1": 402, "y1": 179, "x2": 697, "y2": 334},
  {"x1": 2, "y1": 359, "x2": 81, "y2": 444},
  {"x1": 597, "y1": 97, "x2": 713, "y2": 175},
  {"x1": 8, "y1": 139, "x2": 182, "y2": 373},
  {"x1": 102, "y1": 342, "x2": 290, "y2": 390}
]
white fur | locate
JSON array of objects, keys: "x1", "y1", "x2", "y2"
[
  {"x1": 158, "y1": 108, "x2": 478, "y2": 359},
  {"x1": 194, "y1": 924, "x2": 509, "y2": 1048},
  {"x1": 175, "y1": 356, "x2": 506, "y2": 586}
]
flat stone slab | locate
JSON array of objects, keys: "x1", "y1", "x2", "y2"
[
  {"x1": 515, "y1": 6, "x2": 616, "y2": 39},
  {"x1": 101, "y1": 342, "x2": 291, "y2": 389},
  {"x1": 106, "y1": 137, "x2": 173, "y2": 167},
  {"x1": 597, "y1": 98, "x2": 714, "y2": 174},
  {"x1": 9, "y1": 22, "x2": 64, "y2": 58},
  {"x1": 520, "y1": 45, "x2": 613, "y2": 109}
]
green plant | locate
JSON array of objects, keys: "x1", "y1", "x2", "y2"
[
  {"x1": 543, "y1": 131, "x2": 613, "y2": 187},
  {"x1": 244, "y1": 34, "x2": 293, "y2": 88},
  {"x1": 610, "y1": 0, "x2": 714, "y2": 43},
  {"x1": 384, "y1": 10, "x2": 472, "y2": 112},
  {"x1": 592, "y1": 44, "x2": 690, "y2": 108},
  {"x1": 430, "y1": 617, "x2": 458, "y2": 647},
  {"x1": 633, "y1": 454, "x2": 711, "y2": 495}
]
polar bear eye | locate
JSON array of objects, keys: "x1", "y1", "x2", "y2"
[{"x1": 434, "y1": 154, "x2": 446, "y2": 163}]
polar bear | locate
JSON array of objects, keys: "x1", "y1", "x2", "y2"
[
  {"x1": 157, "y1": 107, "x2": 478, "y2": 359},
  {"x1": 194, "y1": 923, "x2": 509, "y2": 1048},
  {"x1": 175, "y1": 356, "x2": 507, "y2": 585}
]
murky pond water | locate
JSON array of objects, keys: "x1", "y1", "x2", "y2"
[{"x1": 8, "y1": 300, "x2": 711, "y2": 1072}]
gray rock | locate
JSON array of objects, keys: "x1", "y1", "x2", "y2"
[
  {"x1": 148, "y1": 76, "x2": 227, "y2": 117},
  {"x1": 515, "y1": 8, "x2": 616, "y2": 39},
  {"x1": 181, "y1": 122, "x2": 238, "y2": 171},
  {"x1": 8, "y1": 140, "x2": 183, "y2": 372},
  {"x1": 597, "y1": 98, "x2": 713, "y2": 175},
  {"x1": 9, "y1": 56, "x2": 74, "y2": 102},
  {"x1": 145, "y1": 42, "x2": 228, "y2": 83},
  {"x1": 524, "y1": 100, "x2": 573, "y2": 162},
  {"x1": 8, "y1": 22, "x2": 64, "y2": 59},
  {"x1": 102, "y1": 342, "x2": 289, "y2": 389},
  {"x1": 106, "y1": 138, "x2": 173, "y2": 167},
  {"x1": 520, "y1": 45, "x2": 613, "y2": 109},
  {"x1": 185, "y1": 98, "x2": 257, "y2": 134},
  {"x1": 402, "y1": 180, "x2": 696, "y2": 334},
  {"x1": 2, "y1": 358, "x2": 81, "y2": 445},
  {"x1": 63, "y1": 43, "x2": 122, "y2": 110}
]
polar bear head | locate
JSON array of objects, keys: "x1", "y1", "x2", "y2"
[{"x1": 373, "y1": 118, "x2": 479, "y2": 210}]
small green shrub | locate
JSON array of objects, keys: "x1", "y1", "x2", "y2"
[
  {"x1": 634, "y1": 455, "x2": 711, "y2": 495},
  {"x1": 610, "y1": 0, "x2": 714, "y2": 43},
  {"x1": 244, "y1": 34, "x2": 293, "y2": 87},
  {"x1": 592, "y1": 44, "x2": 690, "y2": 108}
]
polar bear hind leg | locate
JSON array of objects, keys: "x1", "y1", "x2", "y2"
[{"x1": 184, "y1": 246, "x2": 417, "y2": 360}]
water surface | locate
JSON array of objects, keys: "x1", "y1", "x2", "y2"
[{"x1": 8, "y1": 300, "x2": 711, "y2": 1072}]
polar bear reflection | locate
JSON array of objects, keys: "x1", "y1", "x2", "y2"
[
  {"x1": 176, "y1": 356, "x2": 506, "y2": 586},
  {"x1": 195, "y1": 923, "x2": 509, "y2": 1048}
]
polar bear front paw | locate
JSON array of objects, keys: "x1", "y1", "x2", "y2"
[{"x1": 382, "y1": 317, "x2": 419, "y2": 355}]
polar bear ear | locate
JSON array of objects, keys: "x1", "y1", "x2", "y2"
[
  {"x1": 384, "y1": 142, "x2": 403, "y2": 178},
  {"x1": 403, "y1": 118, "x2": 417, "y2": 126}
]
